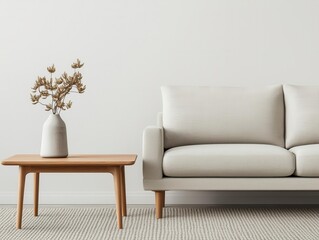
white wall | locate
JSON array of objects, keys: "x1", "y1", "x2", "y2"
[{"x1": 1, "y1": 0, "x2": 319, "y2": 205}]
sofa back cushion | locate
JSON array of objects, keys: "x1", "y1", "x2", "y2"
[
  {"x1": 162, "y1": 85, "x2": 285, "y2": 148},
  {"x1": 284, "y1": 85, "x2": 319, "y2": 148}
]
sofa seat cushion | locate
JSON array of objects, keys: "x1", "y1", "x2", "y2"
[
  {"x1": 290, "y1": 144, "x2": 319, "y2": 177},
  {"x1": 163, "y1": 144, "x2": 295, "y2": 177}
]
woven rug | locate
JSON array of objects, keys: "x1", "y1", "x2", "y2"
[{"x1": 1, "y1": 207, "x2": 319, "y2": 240}]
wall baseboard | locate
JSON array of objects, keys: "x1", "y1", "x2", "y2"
[
  {"x1": 2, "y1": 191, "x2": 319, "y2": 205},
  {"x1": 0, "y1": 191, "x2": 153, "y2": 205}
]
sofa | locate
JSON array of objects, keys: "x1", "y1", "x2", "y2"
[{"x1": 143, "y1": 84, "x2": 319, "y2": 218}]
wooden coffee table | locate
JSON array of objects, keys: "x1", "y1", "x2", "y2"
[{"x1": 1, "y1": 154, "x2": 137, "y2": 229}]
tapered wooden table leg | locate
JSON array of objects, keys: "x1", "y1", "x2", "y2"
[
  {"x1": 34, "y1": 172, "x2": 39, "y2": 216},
  {"x1": 120, "y1": 166, "x2": 127, "y2": 216},
  {"x1": 113, "y1": 167, "x2": 122, "y2": 229},
  {"x1": 17, "y1": 167, "x2": 27, "y2": 229}
]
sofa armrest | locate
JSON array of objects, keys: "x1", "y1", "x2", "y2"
[{"x1": 143, "y1": 126, "x2": 164, "y2": 180}]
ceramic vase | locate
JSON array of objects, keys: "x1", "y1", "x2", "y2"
[{"x1": 40, "y1": 113, "x2": 68, "y2": 158}]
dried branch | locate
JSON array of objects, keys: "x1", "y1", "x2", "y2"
[{"x1": 31, "y1": 59, "x2": 86, "y2": 114}]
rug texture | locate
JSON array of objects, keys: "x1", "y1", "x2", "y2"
[{"x1": 1, "y1": 207, "x2": 319, "y2": 240}]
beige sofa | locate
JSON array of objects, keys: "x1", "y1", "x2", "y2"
[{"x1": 143, "y1": 85, "x2": 319, "y2": 218}]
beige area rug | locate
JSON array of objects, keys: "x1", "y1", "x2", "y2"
[{"x1": 1, "y1": 207, "x2": 319, "y2": 240}]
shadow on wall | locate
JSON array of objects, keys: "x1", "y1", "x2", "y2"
[{"x1": 166, "y1": 191, "x2": 319, "y2": 205}]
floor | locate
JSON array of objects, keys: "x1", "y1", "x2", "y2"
[{"x1": 2, "y1": 204, "x2": 319, "y2": 208}]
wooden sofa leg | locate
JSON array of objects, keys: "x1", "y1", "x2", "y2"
[{"x1": 155, "y1": 191, "x2": 164, "y2": 219}]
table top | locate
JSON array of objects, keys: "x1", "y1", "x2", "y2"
[{"x1": 1, "y1": 154, "x2": 137, "y2": 167}]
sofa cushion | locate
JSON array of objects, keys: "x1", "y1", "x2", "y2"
[
  {"x1": 162, "y1": 85, "x2": 284, "y2": 149},
  {"x1": 163, "y1": 144, "x2": 295, "y2": 177},
  {"x1": 284, "y1": 85, "x2": 319, "y2": 148},
  {"x1": 290, "y1": 144, "x2": 319, "y2": 177}
]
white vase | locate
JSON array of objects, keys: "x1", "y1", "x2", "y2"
[{"x1": 40, "y1": 113, "x2": 68, "y2": 158}]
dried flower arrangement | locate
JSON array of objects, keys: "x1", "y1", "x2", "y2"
[{"x1": 31, "y1": 59, "x2": 86, "y2": 114}]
